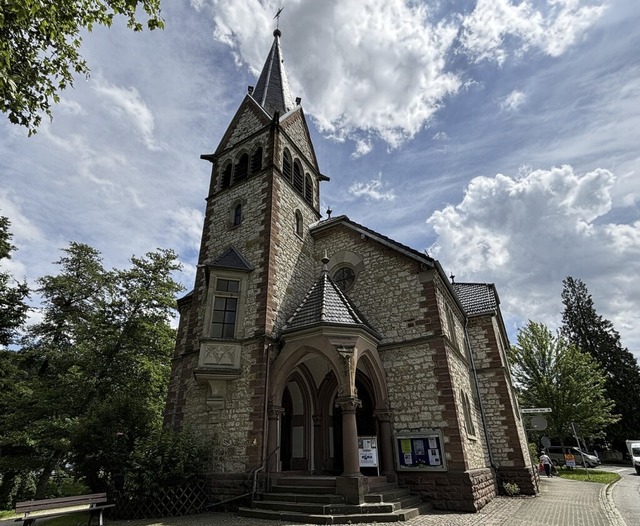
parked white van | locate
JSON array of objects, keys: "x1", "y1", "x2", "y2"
[{"x1": 547, "y1": 446, "x2": 600, "y2": 468}]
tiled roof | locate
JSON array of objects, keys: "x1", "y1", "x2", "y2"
[
  {"x1": 251, "y1": 30, "x2": 295, "y2": 118},
  {"x1": 452, "y1": 282, "x2": 498, "y2": 316},
  {"x1": 206, "y1": 246, "x2": 253, "y2": 272},
  {"x1": 283, "y1": 271, "x2": 380, "y2": 338}
]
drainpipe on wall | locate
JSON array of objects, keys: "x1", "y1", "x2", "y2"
[{"x1": 262, "y1": 342, "x2": 272, "y2": 466}]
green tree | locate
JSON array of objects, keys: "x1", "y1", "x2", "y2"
[
  {"x1": 0, "y1": 242, "x2": 182, "y2": 502},
  {"x1": 1, "y1": 0, "x2": 164, "y2": 134},
  {"x1": 0, "y1": 216, "x2": 29, "y2": 347},
  {"x1": 509, "y1": 321, "x2": 618, "y2": 443},
  {"x1": 561, "y1": 276, "x2": 640, "y2": 450}
]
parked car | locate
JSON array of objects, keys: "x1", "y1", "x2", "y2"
[{"x1": 547, "y1": 446, "x2": 600, "y2": 468}]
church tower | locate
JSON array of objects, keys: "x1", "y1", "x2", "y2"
[{"x1": 164, "y1": 29, "x2": 327, "y2": 468}]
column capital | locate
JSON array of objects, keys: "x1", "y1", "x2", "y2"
[
  {"x1": 373, "y1": 408, "x2": 393, "y2": 422},
  {"x1": 335, "y1": 396, "x2": 362, "y2": 413},
  {"x1": 267, "y1": 405, "x2": 285, "y2": 420}
]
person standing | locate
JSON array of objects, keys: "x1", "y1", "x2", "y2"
[{"x1": 540, "y1": 451, "x2": 552, "y2": 477}]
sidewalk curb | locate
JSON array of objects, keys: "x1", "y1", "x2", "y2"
[{"x1": 600, "y1": 480, "x2": 627, "y2": 526}]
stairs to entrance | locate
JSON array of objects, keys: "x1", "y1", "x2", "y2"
[{"x1": 237, "y1": 476, "x2": 431, "y2": 524}]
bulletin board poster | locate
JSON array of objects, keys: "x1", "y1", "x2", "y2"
[
  {"x1": 358, "y1": 436, "x2": 379, "y2": 467},
  {"x1": 395, "y1": 431, "x2": 446, "y2": 471}
]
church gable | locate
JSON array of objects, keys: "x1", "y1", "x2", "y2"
[
  {"x1": 214, "y1": 96, "x2": 272, "y2": 155},
  {"x1": 279, "y1": 107, "x2": 319, "y2": 171}
]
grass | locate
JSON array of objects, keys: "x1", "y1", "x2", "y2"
[
  {"x1": 555, "y1": 467, "x2": 620, "y2": 484},
  {"x1": 0, "y1": 510, "x2": 17, "y2": 520}
]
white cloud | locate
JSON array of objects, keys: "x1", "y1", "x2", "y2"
[
  {"x1": 460, "y1": 0, "x2": 606, "y2": 65},
  {"x1": 349, "y1": 174, "x2": 396, "y2": 201},
  {"x1": 93, "y1": 78, "x2": 161, "y2": 151},
  {"x1": 212, "y1": 0, "x2": 461, "y2": 148},
  {"x1": 168, "y1": 208, "x2": 205, "y2": 253},
  {"x1": 500, "y1": 90, "x2": 526, "y2": 111},
  {"x1": 427, "y1": 164, "x2": 640, "y2": 352},
  {"x1": 209, "y1": 0, "x2": 604, "y2": 152},
  {"x1": 351, "y1": 139, "x2": 373, "y2": 158}
]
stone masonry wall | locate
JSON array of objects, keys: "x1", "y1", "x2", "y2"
[
  {"x1": 401, "y1": 467, "x2": 496, "y2": 512},
  {"x1": 313, "y1": 226, "x2": 433, "y2": 344},
  {"x1": 467, "y1": 316, "x2": 536, "y2": 495}
]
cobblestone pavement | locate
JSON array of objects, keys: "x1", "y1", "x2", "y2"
[{"x1": 109, "y1": 476, "x2": 627, "y2": 526}]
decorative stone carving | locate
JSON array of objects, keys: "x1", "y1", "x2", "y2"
[
  {"x1": 199, "y1": 341, "x2": 241, "y2": 368},
  {"x1": 195, "y1": 341, "x2": 242, "y2": 413},
  {"x1": 335, "y1": 396, "x2": 362, "y2": 413}
]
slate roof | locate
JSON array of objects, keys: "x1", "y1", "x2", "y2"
[
  {"x1": 251, "y1": 29, "x2": 295, "y2": 118},
  {"x1": 452, "y1": 282, "x2": 499, "y2": 316},
  {"x1": 283, "y1": 268, "x2": 380, "y2": 339},
  {"x1": 205, "y1": 246, "x2": 253, "y2": 272}
]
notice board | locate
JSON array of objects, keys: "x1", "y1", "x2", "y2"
[{"x1": 395, "y1": 430, "x2": 446, "y2": 471}]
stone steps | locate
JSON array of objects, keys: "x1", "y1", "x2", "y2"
[{"x1": 238, "y1": 476, "x2": 431, "y2": 523}]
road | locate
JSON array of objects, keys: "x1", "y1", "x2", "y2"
[{"x1": 608, "y1": 465, "x2": 640, "y2": 526}]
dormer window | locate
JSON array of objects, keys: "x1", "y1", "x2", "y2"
[{"x1": 211, "y1": 278, "x2": 240, "y2": 339}]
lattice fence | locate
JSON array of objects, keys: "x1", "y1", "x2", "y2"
[{"x1": 110, "y1": 482, "x2": 213, "y2": 520}]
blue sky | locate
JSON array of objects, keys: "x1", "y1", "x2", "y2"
[{"x1": 1, "y1": 0, "x2": 639, "y2": 361}]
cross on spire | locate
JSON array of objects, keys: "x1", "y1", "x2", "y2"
[{"x1": 273, "y1": 6, "x2": 284, "y2": 29}]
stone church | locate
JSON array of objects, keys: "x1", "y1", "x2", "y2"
[{"x1": 164, "y1": 28, "x2": 536, "y2": 520}]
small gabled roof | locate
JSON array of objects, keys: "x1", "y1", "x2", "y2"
[
  {"x1": 452, "y1": 282, "x2": 499, "y2": 316},
  {"x1": 204, "y1": 246, "x2": 253, "y2": 272},
  {"x1": 282, "y1": 257, "x2": 381, "y2": 339},
  {"x1": 251, "y1": 29, "x2": 295, "y2": 118}
]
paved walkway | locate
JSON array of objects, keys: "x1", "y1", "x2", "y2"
[{"x1": 109, "y1": 475, "x2": 627, "y2": 526}]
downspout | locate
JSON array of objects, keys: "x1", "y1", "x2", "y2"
[
  {"x1": 262, "y1": 341, "x2": 272, "y2": 465},
  {"x1": 464, "y1": 318, "x2": 498, "y2": 474},
  {"x1": 251, "y1": 341, "x2": 272, "y2": 506}
]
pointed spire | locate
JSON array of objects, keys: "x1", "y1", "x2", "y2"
[{"x1": 251, "y1": 29, "x2": 295, "y2": 117}]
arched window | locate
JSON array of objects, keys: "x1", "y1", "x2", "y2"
[
  {"x1": 221, "y1": 163, "x2": 232, "y2": 189},
  {"x1": 293, "y1": 161, "x2": 303, "y2": 193},
  {"x1": 332, "y1": 266, "x2": 356, "y2": 292},
  {"x1": 233, "y1": 203, "x2": 242, "y2": 226},
  {"x1": 234, "y1": 153, "x2": 249, "y2": 183},
  {"x1": 304, "y1": 174, "x2": 313, "y2": 205},
  {"x1": 295, "y1": 210, "x2": 303, "y2": 237},
  {"x1": 461, "y1": 391, "x2": 476, "y2": 437},
  {"x1": 251, "y1": 146, "x2": 263, "y2": 174},
  {"x1": 283, "y1": 149, "x2": 292, "y2": 181}
]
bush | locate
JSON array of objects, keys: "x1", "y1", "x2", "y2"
[
  {"x1": 502, "y1": 482, "x2": 521, "y2": 496},
  {"x1": 121, "y1": 428, "x2": 214, "y2": 497}
]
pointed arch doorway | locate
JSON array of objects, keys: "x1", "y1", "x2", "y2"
[{"x1": 269, "y1": 341, "x2": 394, "y2": 480}]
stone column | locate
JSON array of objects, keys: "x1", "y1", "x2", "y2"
[
  {"x1": 374, "y1": 408, "x2": 395, "y2": 477},
  {"x1": 335, "y1": 396, "x2": 362, "y2": 476},
  {"x1": 312, "y1": 414, "x2": 323, "y2": 473},
  {"x1": 266, "y1": 406, "x2": 284, "y2": 473}
]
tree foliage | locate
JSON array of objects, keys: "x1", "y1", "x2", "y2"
[
  {"x1": 0, "y1": 0, "x2": 164, "y2": 134},
  {"x1": 509, "y1": 321, "x2": 618, "y2": 442},
  {"x1": 0, "y1": 216, "x2": 29, "y2": 347},
  {"x1": 561, "y1": 276, "x2": 640, "y2": 450},
  {"x1": 0, "y1": 242, "x2": 183, "y2": 505}
]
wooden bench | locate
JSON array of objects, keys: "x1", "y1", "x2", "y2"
[{"x1": 15, "y1": 493, "x2": 114, "y2": 526}]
